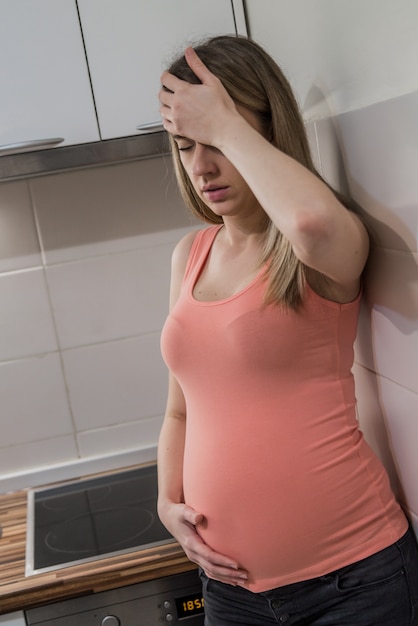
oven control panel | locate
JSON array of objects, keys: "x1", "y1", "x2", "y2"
[{"x1": 25, "y1": 570, "x2": 204, "y2": 625}]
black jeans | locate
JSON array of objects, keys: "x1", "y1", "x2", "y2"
[{"x1": 200, "y1": 526, "x2": 418, "y2": 625}]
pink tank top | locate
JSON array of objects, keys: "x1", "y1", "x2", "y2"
[{"x1": 161, "y1": 225, "x2": 407, "y2": 592}]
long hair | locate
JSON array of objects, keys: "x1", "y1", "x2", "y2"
[{"x1": 166, "y1": 35, "x2": 354, "y2": 308}]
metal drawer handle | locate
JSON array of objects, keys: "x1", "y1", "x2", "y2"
[
  {"x1": 0, "y1": 137, "x2": 65, "y2": 154},
  {"x1": 136, "y1": 121, "x2": 164, "y2": 133}
]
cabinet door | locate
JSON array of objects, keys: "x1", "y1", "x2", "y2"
[
  {"x1": 0, "y1": 0, "x2": 100, "y2": 154},
  {"x1": 77, "y1": 0, "x2": 247, "y2": 140}
]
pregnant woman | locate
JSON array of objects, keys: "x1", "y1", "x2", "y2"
[{"x1": 157, "y1": 35, "x2": 418, "y2": 625}]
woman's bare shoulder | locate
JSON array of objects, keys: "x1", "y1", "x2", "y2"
[
  {"x1": 173, "y1": 230, "x2": 200, "y2": 269},
  {"x1": 168, "y1": 230, "x2": 202, "y2": 308}
]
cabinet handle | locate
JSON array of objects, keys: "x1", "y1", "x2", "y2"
[
  {"x1": 0, "y1": 137, "x2": 65, "y2": 154},
  {"x1": 136, "y1": 122, "x2": 164, "y2": 133}
]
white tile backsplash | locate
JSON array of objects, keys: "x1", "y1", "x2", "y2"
[
  {"x1": 352, "y1": 363, "x2": 403, "y2": 499},
  {"x1": 354, "y1": 248, "x2": 418, "y2": 392},
  {"x1": 0, "y1": 180, "x2": 42, "y2": 272},
  {"x1": 0, "y1": 353, "x2": 74, "y2": 446},
  {"x1": 0, "y1": 268, "x2": 58, "y2": 361},
  {"x1": 30, "y1": 157, "x2": 193, "y2": 264},
  {"x1": 62, "y1": 333, "x2": 167, "y2": 431},
  {"x1": 354, "y1": 297, "x2": 375, "y2": 372},
  {"x1": 379, "y1": 377, "x2": 418, "y2": 515},
  {"x1": 336, "y1": 91, "x2": 418, "y2": 253},
  {"x1": 0, "y1": 436, "x2": 78, "y2": 475},
  {"x1": 408, "y1": 510, "x2": 418, "y2": 539},
  {"x1": 46, "y1": 243, "x2": 173, "y2": 349},
  {"x1": 365, "y1": 247, "x2": 418, "y2": 324},
  {"x1": 311, "y1": 116, "x2": 350, "y2": 194},
  {"x1": 305, "y1": 121, "x2": 321, "y2": 173},
  {"x1": 77, "y1": 415, "x2": 163, "y2": 458}
]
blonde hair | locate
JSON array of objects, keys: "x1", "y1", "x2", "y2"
[{"x1": 167, "y1": 35, "x2": 353, "y2": 308}]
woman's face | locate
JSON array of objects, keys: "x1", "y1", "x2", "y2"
[{"x1": 173, "y1": 106, "x2": 265, "y2": 220}]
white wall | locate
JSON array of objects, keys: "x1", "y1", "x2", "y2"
[
  {"x1": 245, "y1": 0, "x2": 418, "y2": 116},
  {"x1": 246, "y1": 0, "x2": 418, "y2": 533}
]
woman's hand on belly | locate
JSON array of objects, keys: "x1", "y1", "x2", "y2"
[{"x1": 160, "y1": 501, "x2": 248, "y2": 585}]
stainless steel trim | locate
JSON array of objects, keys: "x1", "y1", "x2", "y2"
[
  {"x1": 136, "y1": 121, "x2": 165, "y2": 132},
  {"x1": 0, "y1": 132, "x2": 171, "y2": 182},
  {"x1": 25, "y1": 487, "x2": 35, "y2": 578},
  {"x1": 26, "y1": 534, "x2": 176, "y2": 577},
  {"x1": 0, "y1": 137, "x2": 65, "y2": 155}
]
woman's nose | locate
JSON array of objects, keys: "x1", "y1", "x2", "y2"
[{"x1": 191, "y1": 144, "x2": 218, "y2": 176}]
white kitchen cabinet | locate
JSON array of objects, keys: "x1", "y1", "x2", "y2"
[
  {"x1": 0, "y1": 0, "x2": 246, "y2": 160},
  {"x1": 0, "y1": 0, "x2": 100, "y2": 155},
  {"x1": 77, "y1": 0, "x2": 247, "y2": 140},
  {"x1": 0, "y1": 612, "x2": 26, "y2": 626}
]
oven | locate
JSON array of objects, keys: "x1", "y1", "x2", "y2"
[
  {"x1": 25, "y1": 569, "x2": 204, "y2": 625},
  {"x1": 24, "y1": 464, "x2": 204, "y2": 625}
]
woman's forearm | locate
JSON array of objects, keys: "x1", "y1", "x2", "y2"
[{"x1": 157, "y1": 413, "x2": 186, "y2": 517}]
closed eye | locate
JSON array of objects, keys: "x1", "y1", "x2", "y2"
[{"x1": 173, "y1": 134, "x2": 194, "y2": 152}]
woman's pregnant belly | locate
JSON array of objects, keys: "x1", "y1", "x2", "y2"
[{"x1": 182, "y1": 418, "x2": 405, "y2": 592}]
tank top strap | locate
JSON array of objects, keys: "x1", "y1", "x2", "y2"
[{"x1": 183, "y1": 225, "x2": 223, "y2": 285}]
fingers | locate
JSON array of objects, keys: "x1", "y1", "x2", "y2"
[
  {"x1": 182, "y1": 506, "x2": 205, "y2": 527},
  {"x1": 158, "y1": 78, "x2": 175, "y2": 129},
  {"x1": 160, "y1": 70, "x2": 179, "y2": 94},
  {"x1": 200, "y1": 547, "x2": 244, "y2": 575},
  {"x1": 203, "y1": 566, "x2": 248, "y2": 586},
  {"x1": 188, "y1": 543, "x2": 248, "y2": 585},
  {"x1": 184, "y1": 47, "x2": 215, "y2": 84},
  {"x1": 158, "y1": 47, "x2": 231, "y2": 144},
  {"x1": 178, "y1": 509, "x2": 248, "y2": 585},
  {"x1": 159, "y1": 47, "x2": 216, "y2": 96},
  {"x1": 180, "y1": 535, "x2": 247, "y2": 586}
]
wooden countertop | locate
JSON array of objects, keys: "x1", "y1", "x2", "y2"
[{"x1": 0, "y1": 486, "x2": 194, "y2": 615}]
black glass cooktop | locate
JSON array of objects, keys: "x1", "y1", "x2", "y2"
[{"x1": 26, "y1": 464, "x2": 174, "y2": 576}]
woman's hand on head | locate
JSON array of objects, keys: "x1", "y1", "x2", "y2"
[
  {"x1": 158, "y1": 500, "x2": 248, "y2": 586},
  {"x1": 159, "y1": 47, "x2": 239, "y2": 148}
]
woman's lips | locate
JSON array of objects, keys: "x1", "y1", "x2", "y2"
[{"x1": 202, "y1": 186, "x2": 229, "y2": 202}]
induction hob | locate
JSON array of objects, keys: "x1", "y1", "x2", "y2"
[{"x1": 25, "y1": 463, "x2": 175, "y2": 576}]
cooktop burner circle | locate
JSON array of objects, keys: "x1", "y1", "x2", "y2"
[
  {"x1": 30, "y1": 464, "x2": 175, "y2": 573},
  {"x1": 45, "y1": 505, "x2": 155, "y2": 554}
]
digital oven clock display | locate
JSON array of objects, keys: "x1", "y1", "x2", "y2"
[{"x1": 175, "y1": 591, "x2": 205, "y2": 618}]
